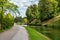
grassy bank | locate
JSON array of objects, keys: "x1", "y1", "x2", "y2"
[
  {"x1": 29, "y1": 25, "x2": 60, "y2": 40},
  {"x1": 25, "y1": 27, "x2": 50, "y2": 40}
]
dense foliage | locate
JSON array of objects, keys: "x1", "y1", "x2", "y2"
[
  {"x1": 14, "y1": 16, "x2": 22, "y2": 23},
  {"x1": 26, "y1": 0, "x2": 59, "y2": 24},
  {"x1": 0, "y1": 0, "x2": 20, "y2": 31},
  {"x1": 26, "y1": 4, "x2": 41, "y2": 25},
  {"x1": 23, "y1": 17, "x2": 28, "y2": 25},
  {"x1": 38, "y1": 0, "x2": 58, "y2": 21},
  {"x1": 1, "y1": 13, "x2": 14, "y2": 30},
  {"x1": 0, "y1": 0, "x2": 20, "y2": 28},
  {"x1": 57, "y1": 0, "x2": 60, "y2": 11}
]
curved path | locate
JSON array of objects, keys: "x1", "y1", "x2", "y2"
[{"x1": 0, "y1": 24, "x2": 29, "y2": 40}]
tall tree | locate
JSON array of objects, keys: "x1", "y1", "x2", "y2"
[
  {"x1": 0, "y1": 0, "x2": 20, "y2": 28},
  {"x1": 38, "y1": 0, "x2": 58, "y2": 21},
  {"x1": 26, "y1": 4, "x2": 39, "y2": 24}
]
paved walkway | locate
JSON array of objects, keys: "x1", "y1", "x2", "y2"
[{"x1": 0, "y1": 24, "x2": 29, "y2": 40}]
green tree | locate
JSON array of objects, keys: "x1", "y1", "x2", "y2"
[
  {"x1": 14, "y1": 16, "x2": 22, "y2": 23},
  {"x1": 26, "y1": 4, "x2": 40, "y2": 24},
  {"x1": 38, "y1": 0, "x2": 58, "y2": 21},
  {"x1": 0, "y1": 0, "x2": 20, "y2": 28},
  {"x1": 2, "y1": 13, "x2": 14, "y2": 29},
  {"x1": 23, "y1": 17, "x2": 28, "y2": 25},
  {"x1": 57, "y1": 0, "x2": 60, "y2": 12},
  {"x1": 26, "y1": 5, "x2": 32, "y2": 23}
]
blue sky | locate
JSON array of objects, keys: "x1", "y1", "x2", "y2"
[{"x1": 10, "y1": 0, "x2": 39, "y2": 17}]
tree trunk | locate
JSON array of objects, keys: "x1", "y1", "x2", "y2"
[{"x1": 1, "y1": 2, "x2": 4, "y2": 30}]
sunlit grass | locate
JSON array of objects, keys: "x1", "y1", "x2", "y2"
[{"x1": 25, "y1": 27, "x2": 50, "y2": 40}]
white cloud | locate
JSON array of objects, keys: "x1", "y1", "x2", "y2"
[{"x1": 10, "y1": 0, "x2": 39, "y2": 17}]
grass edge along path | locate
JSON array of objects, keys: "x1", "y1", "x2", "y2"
[{"x1": 25, "y1": 27, "x2": 50, "y2": 40}]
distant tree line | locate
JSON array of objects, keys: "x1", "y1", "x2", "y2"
[{"x1": 14, "y1": 16, "x2": 28, "y2": 25}]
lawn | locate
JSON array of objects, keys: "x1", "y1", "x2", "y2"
[{"x1": 25, "y1": 27, "x2": 50, "y2": 40}]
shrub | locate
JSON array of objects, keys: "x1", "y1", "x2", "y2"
[{"x1": 2, "y1": 13, "x2": 14, "y2": 29}]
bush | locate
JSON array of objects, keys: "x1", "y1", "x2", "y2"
[{"x1": 2, "y1": 13, "x2": 14, "y2": 29}]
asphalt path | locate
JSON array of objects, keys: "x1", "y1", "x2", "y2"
[{"x1": 0, "y1": 23, "x2": 29, "y2": 40}]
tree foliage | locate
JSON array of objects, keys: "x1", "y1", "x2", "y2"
[
  {"x1": 57, "y1": 0, "x2": 60, "y2": 12},
  {"x1": 26, "y1": 0, "x2": 58, "y2": 25},
  {"x1": 14, "y1": 16, "x2": 22, "y2": 23},
  {"x1": 23, "y1": 17, "x2": 28, "y2": 25},
  {"x1": 0, "y1": 0, "x2": 20, "y2": 15},
  {"x1": 0, "y1": 0, "x2": 20, "y2": 28},
  {"x1": 26, "y1": 4, "x2": 40, "y2": 24},
  {"x1": 2, "y1": 13, "x2": 14, "y2": 29},
  {"x1": 38, "y1": 0, "x2": 58, "y2": 21}
]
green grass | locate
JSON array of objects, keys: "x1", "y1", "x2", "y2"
[
  {"x1": 26, "y1": 25, "x2": 60, "y2": 40},
  {"x1": 25, "y1": 27, "x2": 50, "y2": 40}
]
